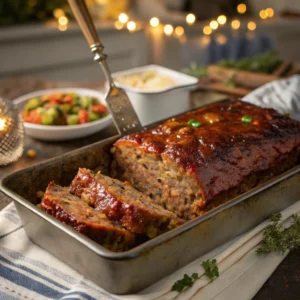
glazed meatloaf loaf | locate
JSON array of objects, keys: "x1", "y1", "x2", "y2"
[
  {"x1": 41, "y1": 182, "x2": 135, "y2": 251},
  {"x1": 70, "y1": 168, "x2": 184, "y2": 238},
  {"x1": 112, "y1": 100, "x2": 300, "y2": 220}
]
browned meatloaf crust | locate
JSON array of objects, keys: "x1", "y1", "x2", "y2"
[
  {"x1": 70, "y1": 168, "x2": 184, "y2": 238},
  {"x1": 112, "y1": 100, "x2": 300, "y2": 220},
  {"x1": 41, "y1": 181, "x2": 135, "y2": 251}
]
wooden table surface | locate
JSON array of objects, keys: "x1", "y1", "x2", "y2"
[{"x1": 0, "y1": 77, "x2": 299, "y2": 299}]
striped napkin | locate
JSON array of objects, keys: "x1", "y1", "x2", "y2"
[
  {"x1": 1, "y1": 75, "x2": 300, "y2": 299},
  {"x1": 1, "y1": 201, "x2": 299, "y2": 300}
]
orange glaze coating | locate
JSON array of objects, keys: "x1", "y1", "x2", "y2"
[
  {"x1": 114, "y1": 100, "x2": 300, "y2": 203},
  {"x1": 70, "y1": 169, "x2": 184, "y2": 238}
]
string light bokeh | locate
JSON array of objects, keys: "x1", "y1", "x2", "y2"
[
  {"x1": 164, "y1": 24, "x2": 174, "y2": 36},
  {"x1": 51, "y1": 4, "x2": 278, "y2": 38},
  {"x1": 186, "y1": 13, "x2": 196, "y2": 25},
  {"x1": 150, "y1": 17, "x2": 160, "y2": 27}
]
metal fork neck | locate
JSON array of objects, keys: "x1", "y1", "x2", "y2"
[{"x1": 90, "y1": 43, "x2": 115, "y2": 89}]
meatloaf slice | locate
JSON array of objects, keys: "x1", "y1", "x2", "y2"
[
  {"x1": 41, "y1": 181, "x2": 135, "y2": 251},
  {"x1": 70, "y1": 168, "x2": 184, "y2": 238},
  {"x1": 111, "y1": 100, "x2": 300, "y2": 220}
]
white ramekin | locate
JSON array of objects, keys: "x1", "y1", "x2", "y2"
[{"x1": 112, "y1": 65, "x2": 198, "y2": 126}]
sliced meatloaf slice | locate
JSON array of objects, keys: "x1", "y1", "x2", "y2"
[
  {"x1": 111, "y1": 100, "x2": 300, "y2": 220},
  {"x1": 41, "y1": 181, "x2": 135, "y2": 251},
  {"x1": 70, "y1": 168, "x2": 184, "y2": 238}
]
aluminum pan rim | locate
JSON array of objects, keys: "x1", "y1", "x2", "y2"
[{"x1": 1, "y1": 134, "x2": 299, "y2": 260}]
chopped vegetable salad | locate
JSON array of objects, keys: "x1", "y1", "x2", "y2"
[{"x1": 21, "y1": 92, "x2": 108, "y2": 126}]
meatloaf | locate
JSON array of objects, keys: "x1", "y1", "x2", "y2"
[
  {"x1": 41, "y1": 181, "x2": 135, "y2": 251},
  {"x1": 112, "y1": 100, "x2": 300, "y2": 220},
  {"x1": 70, "y1": 168, "x2": 184, "y2": 238}
]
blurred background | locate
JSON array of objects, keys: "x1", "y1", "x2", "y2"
[{"x1": 0, "y1": 0, "x2": 300, "y2": 82}]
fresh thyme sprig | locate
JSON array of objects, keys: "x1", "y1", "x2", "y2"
[
  {"x1": 256, "y1": 213, "x2": 300, "y2": 255},
  {"x1": 171, "y1": 259, "x2": 219, "y2": 292}
]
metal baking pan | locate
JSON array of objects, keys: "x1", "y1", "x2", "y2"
[{"x1": 1, "y1": 124, "x2": 300, "y2": 294}]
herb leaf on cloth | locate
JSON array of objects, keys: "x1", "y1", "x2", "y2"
[
  {"x1": 256, "y1": 213, "x2": 300, "y2": 255},
  {"x1": 172, "y1": 273, "x2": 198, "y2": 292},
  {"x1": 201, "y1": 259, "x2": 219, "y2": 281}
]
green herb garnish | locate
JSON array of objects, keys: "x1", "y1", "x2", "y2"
[
  {"x1": 171, "y1": 259, "x2": 219, "y2": 293},
  {"x1": 201, "y1": 259, "x2": 219, "y2": 281},
  {"x1": 241, "y1": 115, "x2": 252, "y2": 123},
  {"x1": 284, "y1": 112, "x2": 290, "y2": 117},
  {"x1": 218, "y1": 51, "x2": 282, "y2": 74},
  {"x1": 182, "y1": 62, "x2": 208, "y2": 78},
  {"x1": 171, "y1": 273, "x2": 199, "y2": 292},
  {"x1": 188, "y1": 119, "x2": 202, "y2": 127},
  {"x1": 256, "y1": 213, "x2": 300, "y2": 255}
]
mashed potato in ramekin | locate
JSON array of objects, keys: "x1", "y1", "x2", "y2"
[{"x1": 115, "y1": 71, "x2": 177, "y2": 91}]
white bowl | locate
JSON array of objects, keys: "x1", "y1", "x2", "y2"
[
  {"x1": 13, "y1": 88, "x2": 112, "y2": 141},
  {"x1": 112, "y1": 65, "x2": 198, "y2": 126}
]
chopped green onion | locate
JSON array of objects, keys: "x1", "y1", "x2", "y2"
[
  {"x1": 188, "y1": 119, "x2": 202, "y2": 127},
  {"x1": 241, "y1": 115, "x2": 252, "y2": 123}
]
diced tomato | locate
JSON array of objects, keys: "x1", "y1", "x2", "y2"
[
  {"x1": 91, "y1": 104, "x2": 107, "y2": 114},
  {"x1": 63, "y1": 94, "x2": 74, "y2": 105},
  {"x1": 23, "y1": 109, "x2": 42, "y2": 124},
  {"x1": 78, "y1": 109, "x2": 89, "y2": 124},
  {"x1": 49, "y1": 93, "x2": 63, "y2": 104}
]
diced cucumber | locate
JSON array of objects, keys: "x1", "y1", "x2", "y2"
[
  {"x1": 41, "y1": 114, "x2": 54, "y2": 125},
  {"x1": 24, "y1": 97, "x2": 43, "y2": 111},
  {"x1": 67, "y1": 114, "x2": 79, "y2": 125},
  {"x1": 36, "y1": 107, "x2": 46, "y2": 114},
  {"x1": 80, "y1": 96, "x2": 92, "y2": 109},
  {"x1": 70, "y1": 93, "x2": 80, "y2": 104},
  {"x1": 70, "y1": 106, "x2": 80, "y2": 114},
  {"x1": 46, "y1": 107, "x2": 59, "y2": 119},
  {"x1": 92, "y1": 97, "x2": 99, "y2": 105},
  {"x1": 60, "y1": 103, "x2": 71, "y2": 112},
  {"x1": 88, "y1": 111, "x2": 100, "y2": 122}
]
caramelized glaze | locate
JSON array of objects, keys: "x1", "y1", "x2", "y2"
[{"x1": 115, "y1": 100, "x2": 300, "y2": 202}]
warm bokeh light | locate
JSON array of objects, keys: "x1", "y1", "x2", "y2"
[
  {"x1": 210, "y1": 20, "x2": 219, "y2": 30},
  {"x1": 266, "y1": 8, "x2": 274, "y2": 18},
  {"x1": 186, "y1": 13, "x2": 196, "y2": 25},
  {"x1": 216, "y1": 34, "x2": 227, "y2": 45},
  {"x1": 231, "y1": 19, "x2": 241, "y2": 30},
  {"x1": 200, "y1": 36, "x2": 211, "y2": 46},
  {"x1": 247, "y1": 21, "x2": 256, "y2": 31},
  {"x1": 203, "y1": 25, "x2": 212, "y2": 35},
  {"x1": 114, "y1": 20, "x2": 124, "y2": 30},
  {"x1": 174, "y1": 26, "x2": 184, "y2": 37},
  {"x1": 127, "y1": 21, "x2": 136, "y2": 32},
  {"x1": 164, "y1": 24, "x2": 174, "y2": 36},
  {"x1": 237, "y1": 3, "x2": 247, "y2": 14},
  {"x1": 58, "y1": 16, "x2": 68, "y2": 26},
  {"x1": 118, "y1": 13, "x2": 129, "y2": 23},
  {"x1": 53, "y1": 8, "x2": 65, "y2": 19},
  {"x1": 58, "y1": 24, "x2": 67, "y2": 31},
  {"x1": 150, "y1": 17, "x2": 160, "y2": 27},
  {"x1": 259, "y1": 10, "x2": 267, "y2": 19},
  {"x1": 0, "y1": 118, "x2": 6, "y2": 131},
  {"x1": 217, "y1": 15, "x2": 227, "y2": 25}
]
